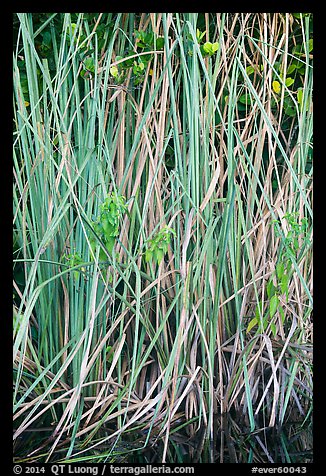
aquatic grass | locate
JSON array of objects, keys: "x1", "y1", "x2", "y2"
[{"x1": 13, "y1": 12, "x2": 312, "y2": 463}]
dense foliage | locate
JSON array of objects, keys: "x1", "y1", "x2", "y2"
[{"x1": 13, "y1": 13, "x2": 313, "y2": 463}]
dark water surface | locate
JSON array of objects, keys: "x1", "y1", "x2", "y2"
[
  {"x1": 132, "y1": 415, "x2": 313, "y2": 464},
  {"x1": 14, "y1": 413, "x2": 312, "y2": 463}
]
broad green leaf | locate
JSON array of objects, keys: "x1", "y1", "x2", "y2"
[
  {"x1": 297, "y1": 88, "x2": 303, "y2": 105},
  {"x1": 196, "y1": 29, "x2": 206, "y2": 41},
  {"x1": 287, "y1": 64, "x2": 297, "y2": 75},
  {"x1": 255, "y1": 301, "x2": 263, "y2": 319},
  {"x1": 110, "y1": 65, "x2": 119, "y2": 78},
  {"x1": 101, "y1": 217, "x2": 111, "y2": 235},
  {"x1": 276, "y1": 262, "x2": 285, "y2": 279},
  {"x1": 246, "y1": 317, "x2": 258, "y2": 334},
  {"x1": 270, "y1": 295, "x2": 279, "y2": 318},
  {"x1": 267, "y1": 278, "x2": 276, "y2": 299},
  {"x1": 263, "y1": 315, "x2": 269, "y2": 331},
  {"x1": 309, "y1": 38, "x2": 313, "y2": 52},
  {"x1": 155, "y1": 248, "x2": 164, "y2": 264},
  {"x1": 145, "y1": 249, "x2": 152, "y2": 263},
  {"x1": 285, "y1": 77, "x2": 294, "y2": 87},
  {"x1": 272, "y1": 80, "x2": 281, "y2": 94},
  {"x1": 239, "y1": 94, "x2": 252, "y2": 105},
  {"x1": 211, "y1": 42, "x2": 219, "y2": 53},
  {"x1": 105, "y1": 236, "x2": 116, "y2": 254},
  {"x1": 280, "y1": 274, "x2": 288, "y2": 294},
  {"x1": 84, "y1": 57, "x2": 95, "y2": 72},
  {"x1": 246, "y1": 66, "x2": 255, "y2": 75},
  {"x1": 106, "y1": 346, "x2": 114, "y2": 363},
  {"x1": 156, "y1": 37, "x2": 164, "y2": 50},
  {"x1": 42, "y1": 31, "x2": 52, "y2": 47},
  {"x1": 203, "y1": 41, "x2": 218, "y2": 55},
  {"x1": 283, "y1": 97, "x2": 296, "y2": 116},
  {"x1": 279, "y1": 306, "x2": 285, "y2": 324},
  {"x1": 284, "y1": 107, "x2": 296, "y2": 117}
]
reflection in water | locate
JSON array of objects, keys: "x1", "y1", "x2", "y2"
[
  {"x1": 13, "y1": 413, "x2": 312, "y2": 463},
  {"x1": 132, "y1": 414, "x2": 313, "y2": 463}
]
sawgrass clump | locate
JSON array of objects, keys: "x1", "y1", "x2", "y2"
[{"x1": 13, "y1": 13, "x2": 313, "y2": 463}]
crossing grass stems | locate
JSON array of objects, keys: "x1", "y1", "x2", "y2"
[{"x1": 13, "y1": 12, "x2": 313, "y2": 463}]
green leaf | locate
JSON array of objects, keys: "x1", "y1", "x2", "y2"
[
  {"x1": 42, "y1": 31, "x2": 52, "y2": 48},
  {"x1": 246, "y1": 65, "x2": 255, "y2": 75},
  {"x1": 156, "y1": 37, "x2": 164, "y2": 50},
  {"x1": 279, "y1": 306, "x2": 285, "y2": 324},
  {"x1": 84, "y1": 57, "x2": 95, "y2": 72},
  {"x1": 285, "y1": 77, "x2": 294, "y2": 87},
  {"x1": 267, "y1": 278, "x2": 276, "y2": 299},
  {"x1": 280, "y1": 274, "x2": 288, "y2": 294},
  {"x1": 239, "y1": 94, "x2": 252, "y2": 105},
  {"x1": 80, "y1": 69, "x2": 89, "y2": 79},
  {"x1": 284, "y1": 106, "x2": 296, "y2": 117},
  {"x1": 286, "y1": 64, "x2": 297, "y2": 75},
  {"x1": 99, "y1": 247, "x2": 108, "y2": 261},
  {"x1": 196, "y1": 29, "x2": 206, "y2": 41},
  {"x1": 270, "y1": 323, "x2": 277, "y2": 338},
  {"x1": 292, "y1": 44, "x2": 304, "y2": 56},
  {"x1": 155, "y1": 248, "x2": 164, "y2": 265},
  {"x1": 101, "y1": 217, "x2": 111, "y2": 235},
  {"x1": 246, "y1": 317, "x2": 258, "y2": 334},
  {"x1": 255, "y1": 301, "x2": 263, "y2": 319},
  {"x1": 297, "y1": 88, "x2": 303, "y2": 105},
  {"x1": 105, "y1": 236, "x2": 116, "y2": 254},
  {"x1": 110, "y1": 65, "x2": 119, "y2": 78},
  {"x1": 145, "y1": 249, "x2": 152, "y2": 263},
  {"x1": 283, "y1": 97, "x2": 296, "y2": 116},
  {"x1": 270, "y1": 295, "x2": 279, "y2": 318},
  {"x1": 272, "y1": 80, "x2": 281, "y2": 94},
  {"x1": 309, "y1": 38, "x2": 313, "y2": 52},
  {"x1": 106, "y1": 345, "x2": 114, "y2": 363},
  {"x1": 203, "y1": 41, "x2": 219, "y2": 56},
  {"x1": 276, "y1": 262, "x2": 285, "y2": 280}
]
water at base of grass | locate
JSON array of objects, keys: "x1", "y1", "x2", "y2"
[
  {"x1": 13, "y1": 413, "x2": 312, "y2": 464},
  {"x1": 128, "y1": 415, "x2": 312, "y2": 464}
]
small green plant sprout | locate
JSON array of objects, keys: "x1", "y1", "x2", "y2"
[
  {"x1": 109, "y1": 65, "x2": 119, "y2": 78},
  {"x1": 274, "y1": 212, "x2": 310, "y2": 257},
  {"x1": 246, "y1": 212, "x2": 310, "y2": 337},
  {"x1": 201, "y1": 41, "x2": 219, "y2": 57},
  {"x1": 90, "y1": 192, "x2": 128, "y2": 261},
  {"x1": 196, "y1": 29, "x2": 206, "y2": 42},
  {"x1": 297, "y1": 88, "x2": 308, "y2": 112},
  {"x1": 135, "y1": 29, "x2": 164, "y2": 51},
  {"x1": 64, "y1": 252, "x2": 85, "y2": 281},
  {"x1": 145, "y1": 226, "x2": 176, "y2": 266},
  {"x1": 246, "y1": 65, "x2": 255, "y2": 76},
  {"x1": 133, "y1": 59, "x2": 145, "y2": 76},
  {"x1": 188, "y1": 29, "x2": 219, "y2": 58},
  {"x1": 109, "y1": 64, "x2": 127, "y2": 85},
  {"x1": 80, "y1": 56, "x2": 95, "y2": 79}
]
